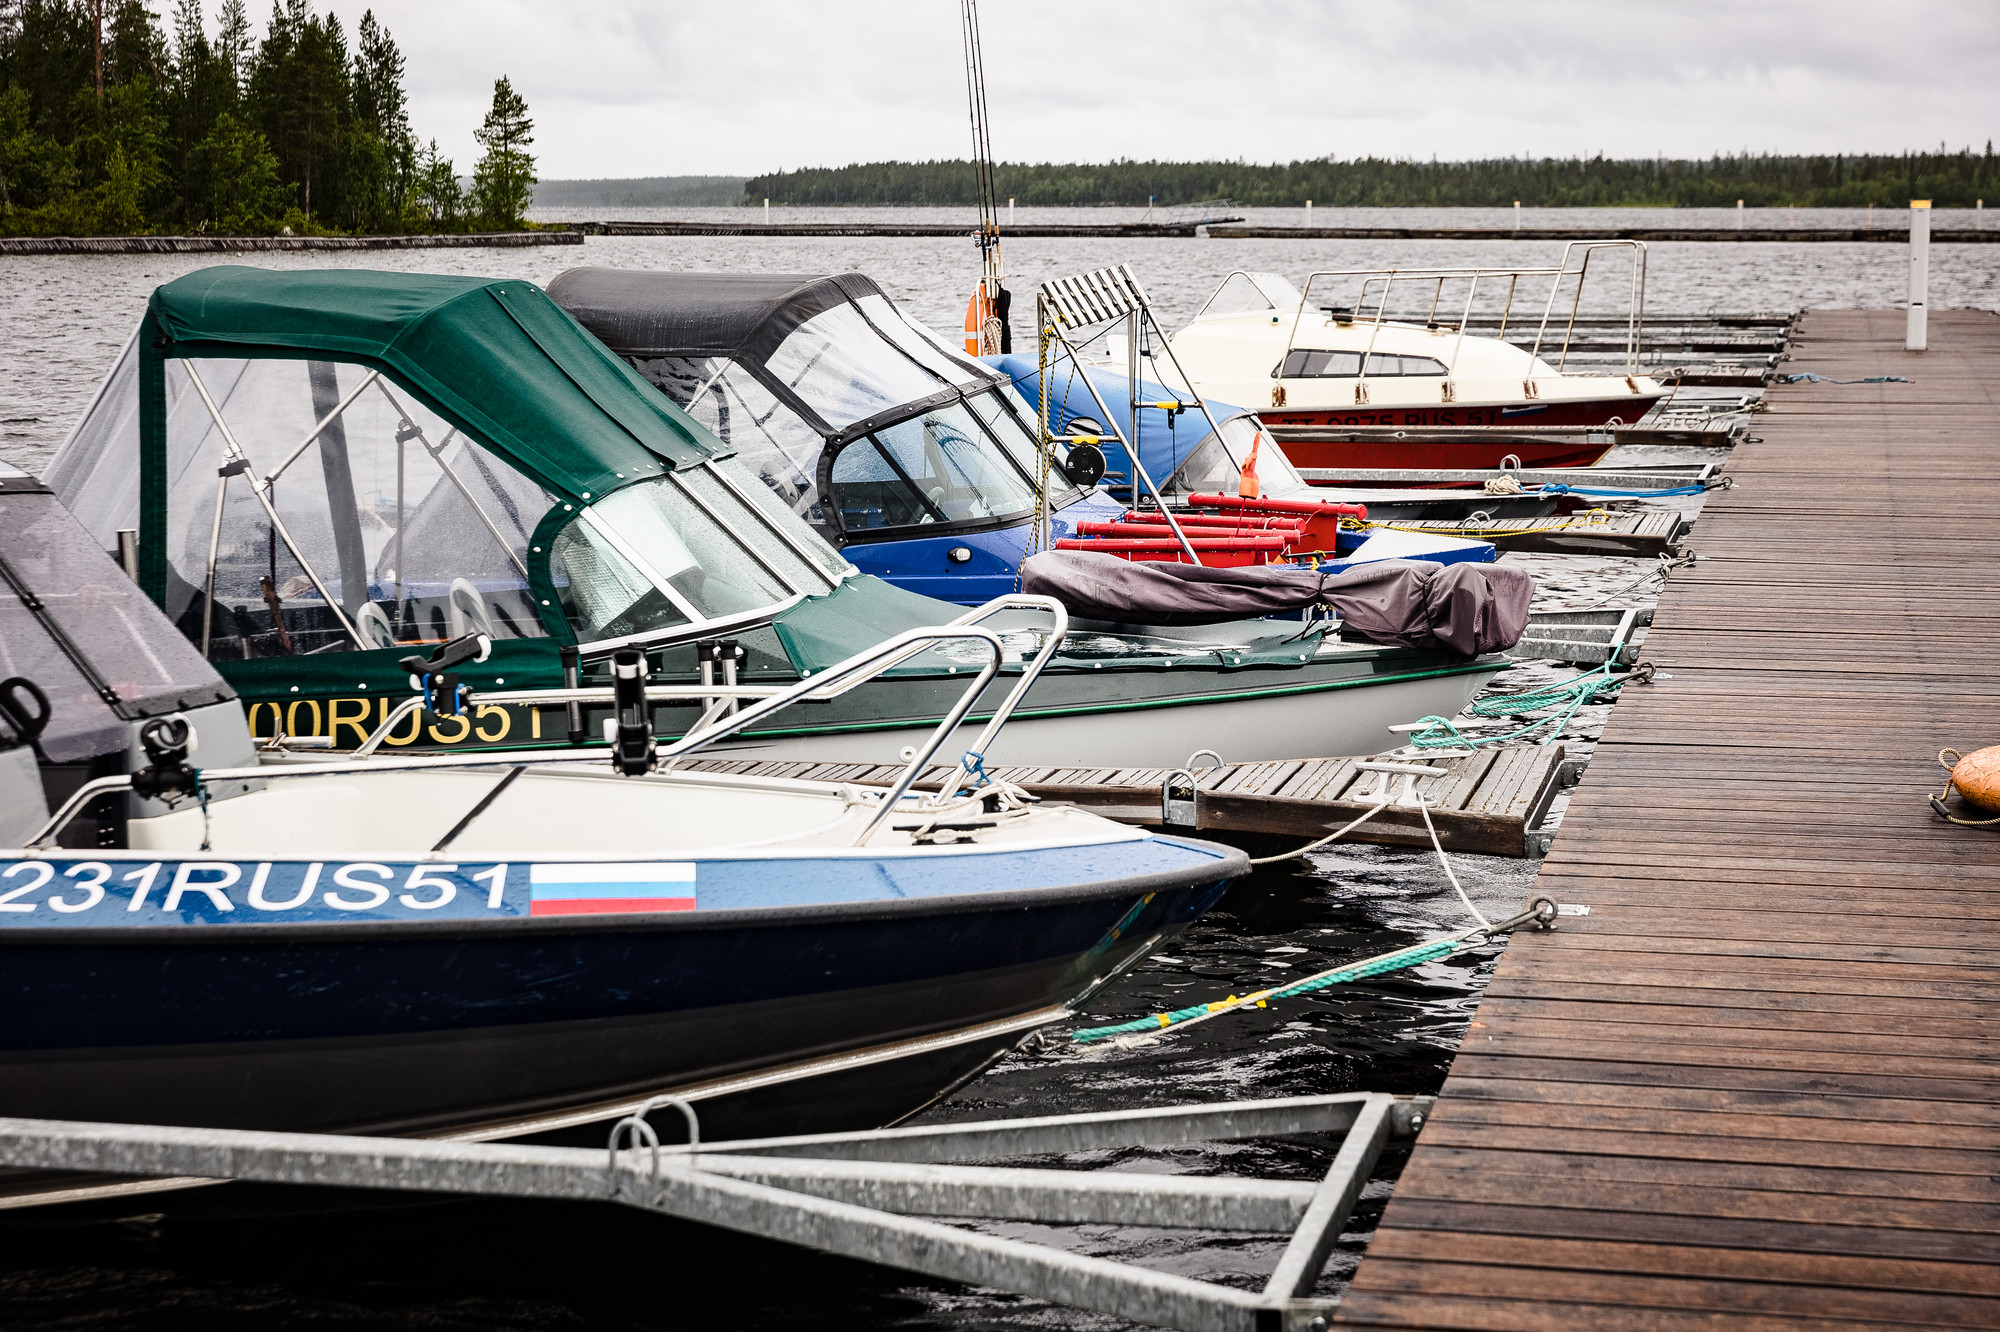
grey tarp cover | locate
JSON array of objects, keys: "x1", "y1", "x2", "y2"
[
  {"x1": 0, "y1": 473, "x2": 234, "y2": 762},
  {"x1": 1019, "y1": 550, "x2": 1533, "y2": 655}
]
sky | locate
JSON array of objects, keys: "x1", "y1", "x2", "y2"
[{"x1": 304, "y1": 0, "x2": 2000, "y2": 179}]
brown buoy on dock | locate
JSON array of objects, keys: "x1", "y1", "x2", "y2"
[{"x1": 1931, "y1": 745, "x2": 2000, "y2": 824}]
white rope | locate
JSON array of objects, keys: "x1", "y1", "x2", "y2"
[
  {"x1": 1246, "y1": 799, "x2": 1393, "y2": 866},
  {"x1": 1418, "y1": 797, "x2": 1493, "y2": 931}
]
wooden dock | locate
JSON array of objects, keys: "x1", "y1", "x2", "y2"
[
  {"x1": 1207, "y1": 224, "x2": 1999, "y2": 244},
  {"x1": 555, "y1": 217, "x2": 1242, "y2": 239},
  {"x1": 1377, "y1": 511, "x2": 1688, "y2": 557},
  {"x1": 676, "y1": 746, "x2": 1573, "y2": 858},
  {"x1": 1336, "y1": 308, "x2": 2000, "y2": 1327}
]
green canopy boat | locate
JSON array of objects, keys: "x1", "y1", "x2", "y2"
[{"x1": 44, "y1": 266, "x2": 1509, "y2": 768}]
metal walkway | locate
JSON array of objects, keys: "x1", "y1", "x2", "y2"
[{"x1": 1335, "y1": 309, "x2": 2000, "y2": 1327}]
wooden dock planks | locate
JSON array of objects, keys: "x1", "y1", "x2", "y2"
[
  {"x1": 1379, "y1": 511, "x2": 1687, "y2": 556},
  {"x1": 1335, "y1": 308, "x2": 2000, "y2": 1329},
  {"x1": 673, "y1": 745, "x2": 1571, "y2": 858}
]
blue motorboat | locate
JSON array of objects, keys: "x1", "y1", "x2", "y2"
[
  {"x1": 547, "y1": 268, "x2": 1127, "y2": 605},
  {"x1": 0, "y1": 464, "x2": 1243, "y2": 1206}
]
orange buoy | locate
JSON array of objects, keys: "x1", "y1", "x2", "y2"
[
  {"x1": 963, "y1": 286, "x2": 994, "y2": 356},
  {"x1": 1944, "y1": 746, "x2": 2000, "y2": 812},
  {"x1": 1237, "y1": 430, "x2": 1262, "y2": 499}
]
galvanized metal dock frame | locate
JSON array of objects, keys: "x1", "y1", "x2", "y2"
[
  {"x1": 1333, "y1": 309, "x2": 2000, "y2": 1327},
  {"x1": 0, "y1": 1092, "x2": 1426, "y2": 1332}
]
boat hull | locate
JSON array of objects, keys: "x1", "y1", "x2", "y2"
[
  {"x1": 1269, "y1": 417, "x2": 1623, "y2": 471},
  {"x1": 715, "y1": 658, "x2": 1504, "y2": 768},
  {"x1": 0, "y1": 855, "x2": 1233, "y2": 1145}
]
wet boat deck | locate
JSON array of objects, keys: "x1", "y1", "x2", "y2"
[{"x1": 1335, "y1": 308, "x2": 2000, "y2": 1327}]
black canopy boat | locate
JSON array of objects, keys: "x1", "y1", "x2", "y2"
[
  {"x1": 545, "y1": 266, "x2": 1126, "y2": 605},
  {"x1": 0, "y1": 456, "x2": 1246, "y2": 1210},
  {"x1": 41, "y1": 266, "x2": 1521, "y2": 770}
]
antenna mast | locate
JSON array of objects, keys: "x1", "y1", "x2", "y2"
[{"x1": 960, "y1": 0, "x2": 1008, "y2": 354}]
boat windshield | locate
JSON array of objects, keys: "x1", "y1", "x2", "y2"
[
  {"x1": 828, "y1": 400, "x2": 1038, "y2": 532},
  {"x1": 546, "y1": 461, "x2": 850, "y2": 647},
  {"x1": 636, "y1": 337, "x2": 1075, "y2": 540},
  {"x1": 1194, "y1": 271, "x2": 1305, "y2": 321},
  {"x1": 1165, "y1": 414, "x2": 1314, "y2": 500}
]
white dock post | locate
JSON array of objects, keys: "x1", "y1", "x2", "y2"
[
  {"x1": 1008, "y1": 197, "x2": 1014, "y2": 223},
  {"x1": 1305, "y1": 199, "x2": 1312, "y2": 226},
  {"x1": 1514, "y1": 200, "x2": 1521, "y2": 231},
  {"x1": 1979, "y1": 199, "x2": 1985, "y2": 229},
  {"x1": 1736, "y1": 199, "x2": 1744, "y2": 230},
  {"x1": 763, "y1": 197, "x2": 770, "y2": 224},
  {"x1": 1907, "y1": 199, "x2": 1930, "y2": 351}
]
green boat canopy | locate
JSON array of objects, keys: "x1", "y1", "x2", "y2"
[{"x1": 146, "y1": 267, "x2": 731, "y2": 506}]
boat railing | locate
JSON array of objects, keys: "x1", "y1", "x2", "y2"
[
  {"x1": 1285, "y1": 241, "x2": 1649, "y2": 383},
  {"x1": 23, "y1": 596, "x2": 1070, "y2": 852}
]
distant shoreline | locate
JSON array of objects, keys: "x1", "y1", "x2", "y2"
[{"x1": 0, "y1": 232, "x2": 583, "y2": 256}]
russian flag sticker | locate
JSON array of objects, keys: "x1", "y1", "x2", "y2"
[{"x1": 529, "y1": 863, "x2": 697, "y2": 916}]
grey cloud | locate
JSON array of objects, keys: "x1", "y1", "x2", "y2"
[{"x1": 321, "y1": 0, "x2": 1999, "y2": 177}]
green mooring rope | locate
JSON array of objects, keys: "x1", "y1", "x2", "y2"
[
  {"x1": 1070, "y1": 935, "x2": 1468, "y2": 1043},
  {"x1": 1407, "y1": 659, "x2": 1632, "y2": 750}
]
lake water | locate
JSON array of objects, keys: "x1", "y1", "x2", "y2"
[
  {"x1": 5, "y1": 205, "x2": 1996, "y2": 472},
  {"x1": 0, "y1": 210, "x2": 1964, "y2": 1327}
]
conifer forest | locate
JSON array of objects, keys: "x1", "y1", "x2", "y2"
[
  {"x1": 0, "y1": 0, "x2": 536, "y2": 235},
  {"x1": 745, "y1": 150, "x2": 1998, "y2": 210}
]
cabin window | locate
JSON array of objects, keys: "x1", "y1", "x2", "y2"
[
  {"x1": 1365, "y1": 354, "x2": 1449, "y2": 376},
  {"x1": 158, "y1": 357, "x2": 553, "y2": 661},
  {"x1": 828, "y1": 403, "x2": 1037, "y2": 533},
  {"x1": 1277, "y1": 349, "x2": 1363, "y2": 378},
  {"x1": 1276, "y1": 350, "x2": 1449, "y2": 378},
  {"x1": 764, "y1": 302, "x2": 949, "y2": 429}
]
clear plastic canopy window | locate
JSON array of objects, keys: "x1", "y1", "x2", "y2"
[
  {"x1": 828, "y1": 402, "x2": 1037, "y2": 532},
  {"x1": 46, "y1": 342, "x2": 853, "y2": 662},
  {"x1": 1164, "y1": 414, "x2": 1313, "y2": 501},
  {"x1": 632, "y1": 340, "x2": 1074, "y2": 540},
  {"x1": 126, "y1": 356, "x2": 556, "y2": 660},
  {"x1": 763, "y1": 302, "x2": 959, "y2": 430},
  {"x1": 549, "y1": 466, "x2": 839, "y2": 646}
]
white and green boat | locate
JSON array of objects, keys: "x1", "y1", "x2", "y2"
[{"x1": 45, "y1": 266, "x2": 1510, "y2": 768}]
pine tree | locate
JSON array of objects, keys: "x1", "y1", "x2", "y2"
[
  {"x1": 470, "y1": 74, "x2": 532, "y2": 229},
  {"x1": 214, "y1": 0, "x2": 249, "y2": 97}
]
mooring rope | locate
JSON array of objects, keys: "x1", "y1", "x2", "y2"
[
  {"x1": 1783, "y1": 372, "x2": 1911, "y2": 385},
  {"x1": 1071, "y1": 747, "x2": 1566, "y2": 1046},
  {"x1": 1533, "y1": 480, "x2": 1717, "y2": 498},
  {"x1": 1071, "y1": 788, "x2": 1558, "y2": 1045},
  {"x1": 1406, "y1": 658, "x2": 1645, "y2": 750}
]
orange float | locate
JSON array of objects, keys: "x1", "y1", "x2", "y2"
[
  {"x1": 1942, "y1": 745, "x2": 2000, "y2": 813},
  {"x1": 962, "y1": 286, "x2": 994, "y2": 356}
]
